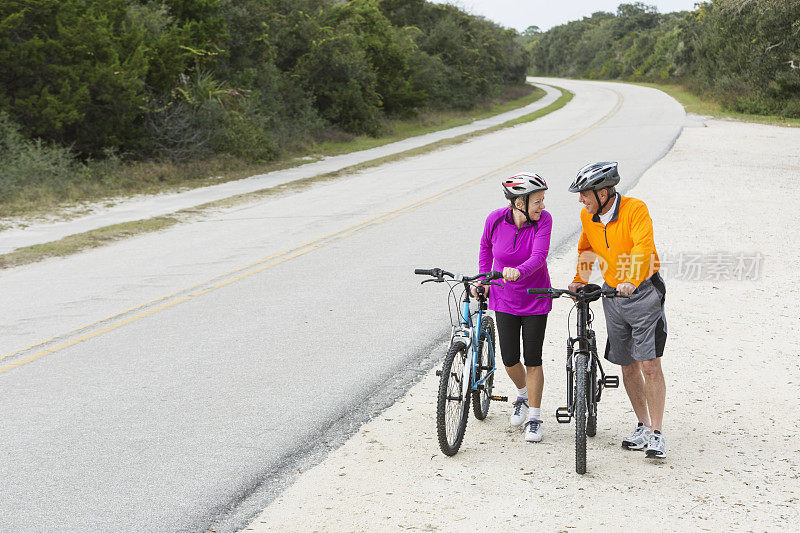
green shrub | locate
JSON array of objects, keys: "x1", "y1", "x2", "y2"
[
  {"x1": 526, "y1": 0, "x2": 800, "y2": 120},
  {"x1": 0, "y1": 112, "x2": 87, "y2": 199},
  {"x1": 295, "y1": 31, "x2": 383, "y2": 135},
  {"x1": 0, "y1": 0, "x2": 532, "y2": 179}
]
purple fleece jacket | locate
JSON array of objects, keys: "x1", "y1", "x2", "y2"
[{"x1": 478, "y1": 207, "x2": 552, "y2": 316}]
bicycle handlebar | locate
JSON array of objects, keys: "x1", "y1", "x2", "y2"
[
  {"x1": 414, "y1": 267, "x2": 452, "y2": 279},
  {"x1": 414, "y1": 268, "x2": 503, "y2": 283},
  {"x1": 527, "y1": 288, "x2": 552, "y2": 295},
  {"x1": 527, "y1": 286, "x2": 629, "y2": 300}
]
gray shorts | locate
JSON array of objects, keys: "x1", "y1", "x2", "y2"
[{"x1": 601, "y1": 272, "x2": 667, "y2": 366}]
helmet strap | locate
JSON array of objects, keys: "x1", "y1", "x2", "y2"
[
  {"x1": 593, "y1": 189, "x2": 613, "y2": 216},
  {"x1": 511, "y1": 195, "x2": 534, "y2": 226}
]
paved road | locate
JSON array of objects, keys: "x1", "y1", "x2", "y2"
[
  {"x1": 0, "y1": 82, "x2": 562, "y2": 254},
  {"x1": 0, "y1": 79, "x2": 683, "y2": 532}
]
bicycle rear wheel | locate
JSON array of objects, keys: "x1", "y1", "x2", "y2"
[
  {"x1": 472, "y1": 317, "x2": 495, "y2": 420},
  {"x1": 437, "y1": 341, "x2": 470, "y2": 456},
  {"x1": 574, "y1": 353, "x2": 588, "y2": 474}
]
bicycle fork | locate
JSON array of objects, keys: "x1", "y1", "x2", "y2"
[
  {"x1": 437, "y1": 321, "x2": 507, "y2": 403},
  {"x1": 556, "y1": 339, "x2": 585, "y2": 423},
  {"x1": 435, "y1": 326, "x2": 473, "y2": 402}
]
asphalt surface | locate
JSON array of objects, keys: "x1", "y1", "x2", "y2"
[
  {"x1": 0, "y1": 82, "x2": 562, "y2": 255},
  {"x1": 0, "y1": 79, "x2": 684, "y2": 532}
]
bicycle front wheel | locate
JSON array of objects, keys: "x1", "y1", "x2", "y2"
[
  {"x1": 472, "y1": 316, "x2": 495, "y2": 420},
  {"x1": 574, "y1": 353, "x2": 589, "y2": 474},
  {"x1": 587, "y1": 356, "x2": 597, "y2": 438},
  {"x1": 437, "y1": 341, "x2": 470, "y2": 456}
]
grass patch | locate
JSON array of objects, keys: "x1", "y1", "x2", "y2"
[
  {"x1": 626, "y1": 82, "x2": 800, "y2": 127},
  {"x1": 0, "y1": 216, "x2": 179, "y2": 269},
  {"x1": 0, "y1": 84, "x2": 545, "y2": 221}
]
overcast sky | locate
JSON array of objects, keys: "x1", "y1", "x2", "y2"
[{"x1": 429, "y1": 1, "x2": 701, "y2": 32}]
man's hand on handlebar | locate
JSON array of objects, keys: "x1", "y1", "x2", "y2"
[
  {"x1": 568, "y1": 281, "x2": 586, "y2": 293},
  {"x1": 616, "y1": 282, "x2": 636, "y2": 297},
  {"x1": 568, "y1": 281, "x2": 585, "y2": 300}
]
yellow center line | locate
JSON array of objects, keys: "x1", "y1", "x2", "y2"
[{"x1": 0, "y1": 88, "x2": 624, "y2": 375}]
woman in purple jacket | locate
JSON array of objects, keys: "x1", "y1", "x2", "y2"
[{"x1": 476, "y1": 172, "x2": 552, "y2": 443}]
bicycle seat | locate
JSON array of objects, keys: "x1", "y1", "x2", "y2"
[{"x1": 577, "y1": 283, "x2": 602, "y2": 302}]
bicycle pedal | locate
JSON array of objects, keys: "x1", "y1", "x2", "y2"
[
  {"x1": 603, "y1": 375, "x2": 619, "y2": 388},
  {"x1": 489, "y1": 395, "x2": 508, "y2": 402},
  {"x1": 555, "y1": 407, "x2": 572, "y2": 423}
]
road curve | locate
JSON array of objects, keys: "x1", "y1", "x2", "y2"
[
  {"x1": 0, "y1": 79, "x2": 683, "y2": 532},
  {"x1": 0, "y1": 82, "x2": 562, "y2": 255}
]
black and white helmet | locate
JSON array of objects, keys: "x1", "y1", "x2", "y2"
[
  {"x1": 502, "y1": 172, "x2": 548, "y2": 200},
  {"x1": 568, "y1": 161, "x2": 620, "y2": 192}
]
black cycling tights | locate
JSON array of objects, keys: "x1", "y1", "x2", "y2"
[{"x1": 494, "y1": 311, "x2": 548, "y2": 368}]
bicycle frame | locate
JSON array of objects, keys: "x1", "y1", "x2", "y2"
[
  {"x1": 555, "y1": 295, "x2": 618, "y2": 423},
  {"x1": 448, "y1": 288, "x2": 496, "y2": 400},
  {"x1": 528, "y1": 284, "x2": 620, "y2": 473},
  {"x1": 564, "y1": 300, "x2": 598, "y2": 418},
  {"x1": 417, "y1": 267, "x2": 505, "y2": 456}
]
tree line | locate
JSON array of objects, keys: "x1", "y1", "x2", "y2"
[
  {"x1": 525, "y1": 0, "x2": 800, "y2": 118},
  {"x1": 0, "y1": 0, "x2": 529, "y2": 164}
]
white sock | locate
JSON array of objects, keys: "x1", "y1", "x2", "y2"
[
  {"x1": 517, "y1": 386, "x2": 528, "y2": 399},
  {"x1": 529, "y1": 407, "x2": 541, "y2": 420}
]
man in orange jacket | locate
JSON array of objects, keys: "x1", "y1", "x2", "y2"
[{"x1": 567, "y1": 162, "x2": 667, "y2": 459}]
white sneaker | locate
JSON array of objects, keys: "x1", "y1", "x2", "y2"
[
  {"x1": 524, "y1": 419, "x2": 543, "y2": 442},
  {"x1": 645, "y1": 431, "x2": 667, "y2": 458},
  {"x1": 509, "y1": 397, "x2": 528, "y2": 426},
  {"x1": 621, "y1": 423, "x2": 650, "y2": 450}
]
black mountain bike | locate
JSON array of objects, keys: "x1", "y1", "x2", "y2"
[{"x1": 528, "y1": 284, "x2": 625, "y2": 474}]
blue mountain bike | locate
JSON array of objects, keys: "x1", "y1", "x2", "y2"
[{"x1": 415, "y1": 268, "x2": 506, "y2": 456}]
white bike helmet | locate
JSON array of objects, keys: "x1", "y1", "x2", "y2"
[
  {"x1": 502, "y1": 172, "x2": 548, "y2": 200},
  {"x1": 501, "y1": 172, "x2": 548, "y2": 225}
]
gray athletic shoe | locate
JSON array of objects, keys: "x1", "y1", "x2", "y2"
[
  {"x1": 509, "y1": 397, "x2": 528, "y2": 426},
  {"x1": 645, "y1": 431, "x2": 666, "y2": 458},
  {"x1": 621, "y1": 423, "x2": 650, "y2": 450}
]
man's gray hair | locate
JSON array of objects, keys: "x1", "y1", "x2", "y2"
[{"x1": 604, "y1": 186, "x2": 617, "y2": 197}]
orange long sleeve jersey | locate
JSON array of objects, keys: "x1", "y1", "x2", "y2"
[{"x1": 572, "y1": 195, "x2": 660, "y2": 288}]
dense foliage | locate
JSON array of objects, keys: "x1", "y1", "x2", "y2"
[
  {"x1": 527, "y1": 0, "x2": 800, "y2": 117},
  {"x1": 0, "y1": 0, "x2": 529, "y2": 167}
]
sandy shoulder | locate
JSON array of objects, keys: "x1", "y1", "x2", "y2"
[{"x1": 247, "y1": 117, "x2": 800, "y2": 532}]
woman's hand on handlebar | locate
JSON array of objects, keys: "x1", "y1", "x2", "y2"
[
  {"x1": 502, "y1": 267, "x2": 520, "y2": 282},
  {"x1": 470, "y1": 283, "x2": 489, "y2": 298}
]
